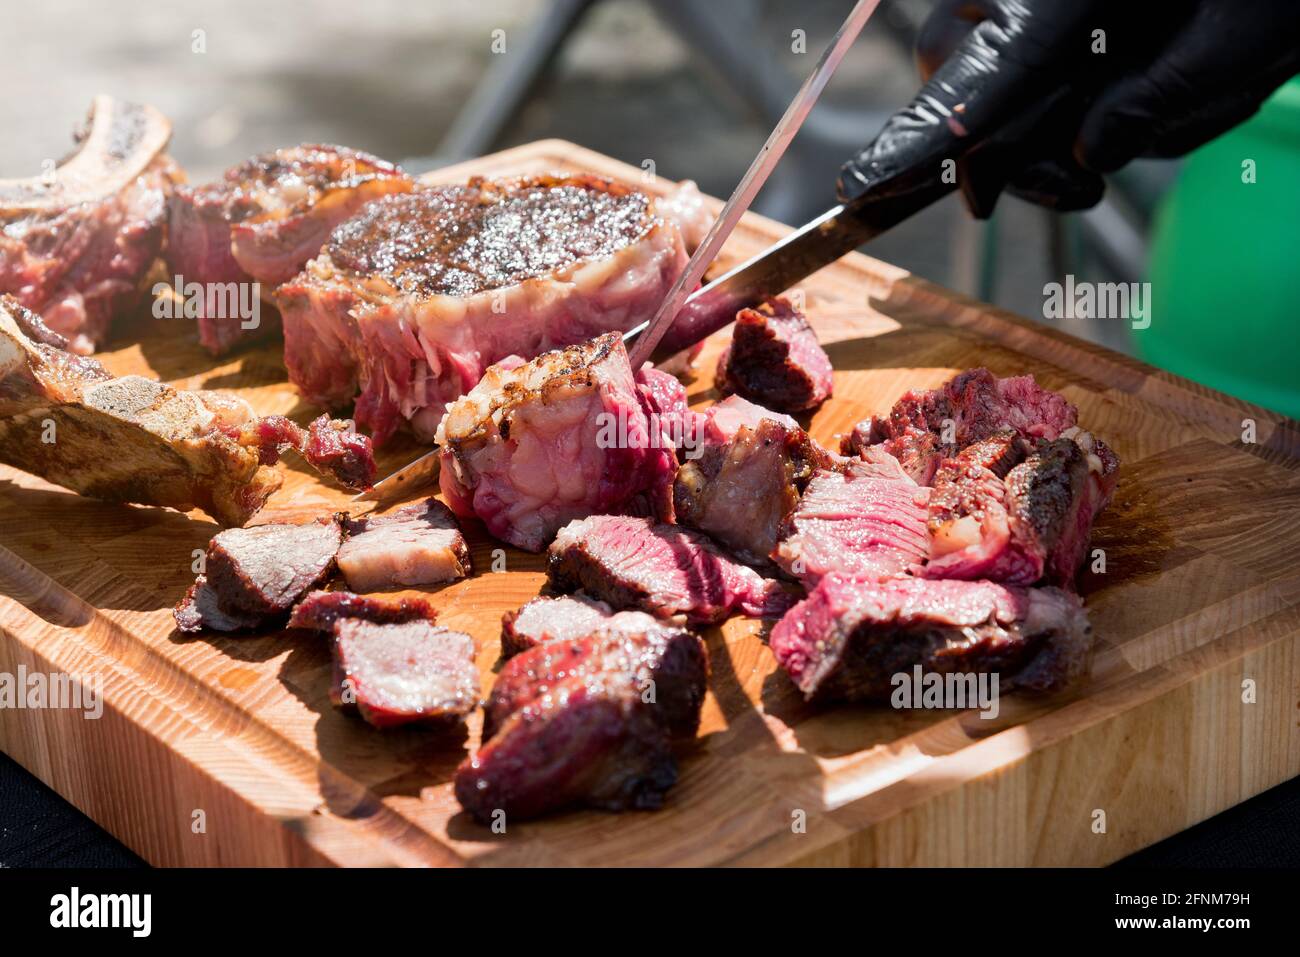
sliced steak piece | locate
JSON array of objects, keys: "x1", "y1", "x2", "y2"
[
  {"x1": 173, "y1": 578, "x2": 265, "y2": 634},
  {"x1": 288, "y1": 589, "x2": 438, "y2": 631},
  {"x1": 0, "y1": 297, "x2": 376, "y2": 524},
  {"x1": 501, "y1": 594, "x2": 680, "y2": 658},
  {"x1": 222, "y1": 412, "x2": 375, "y2": 491},
  {"x1": 846, "y1": 368, "x2": 1078, "y2": 485},
  {"x1": 715, "y1": 297, "x2": 833, "y2": 413},
  {"x1": 200, "y1": 515, "x2": 344, "y2": 619},
  {"x1": 773, "y1": 466, "x2": 931, "y2": 586},
  {"x1": 547, "y1": 515, "x2": 793, "y2": 624},
  {"x1": 332, "y1": 618, "x2": 478, "y2": 729},
  {"x1": 336, "y1": 497, "x2": 470, "y2": 592},
  {"x1": 168, "y1": 144, "x2": 411, "y2": 355},
  {"x1": 436, "y1": 333, "x2": 676, "y2": 552},
  {"x1": 674, "y1": 400, "x2": 835, "y2": 567},
  {"x1": 276, "y1": 174, "x2": 689, "y2": 444},
  {"x1": 454, "y1": 624, "x2": 707, "y2": 822},
  {"x1": 770, "y1": 574, "x2": 1094, "y2": 702},
  {"x1": 0, "y1": 97, "x2": 178, "y2": 353}
]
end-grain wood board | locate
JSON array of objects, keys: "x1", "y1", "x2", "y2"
[{"x1": 1, "y1": 140, "x2": 1298, "y2": 867}]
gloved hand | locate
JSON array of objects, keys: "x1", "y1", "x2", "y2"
[{"x1": 839, "y1": 0, "x2": 1300, "y2": 216}]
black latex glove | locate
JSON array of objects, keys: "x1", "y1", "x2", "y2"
[{"x1": 839, "y1": 0, "x2": 1300, "y2": 216}]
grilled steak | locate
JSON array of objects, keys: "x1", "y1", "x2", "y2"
[
  {"x1": 168, "y1": 144, "x2": 411, "y2": 355},
  {"x1": 547, "y1": 514, "x2": 794, "y2": 624},
  {"x1": 337, "y1": 497, "x2": 470, "y2": 592},
  {"x1": 715, "y1": 297, "x2": 833, "y2": 413},
  {"x1": 0, "y1": 297, "x2": 374, "y2": 525},
  {"x1": 174, "y1": 515, "x2": 344, "y2": 632},
  {"x1": 454, "y1": 624, "x2": 707, "y2": 821},
  {"x1": 501, "y1": 594, "x2": 681, "y2": 658},
  {"x1": 276, "y1": 174, "x2": 690, "y2": 444},
  {"x1": 773, "y1": 463, "x2": 931, "y2": 586},
  {"x1": 845, "y1": 368, "x2": 1078, "y2": 485},
  {"x1": 0, "y1": 97, "x2": 178, "y2": 353},
  {"x1": 437, "y1": 333, "x2": 676, "y2": 552},
  {"x1": 288, "y1": 589, "x2": 439, "y2": 631},
  {"x1": 770, "y1": 574, "x2": 1093, "y2": 702},
  {"x1": 674, "y1": 398, "x2": 835, "y2": 566}
]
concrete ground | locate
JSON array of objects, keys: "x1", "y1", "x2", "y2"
[{"x1": 5, "y1": 0, "x2": 1147, "y2": 354}]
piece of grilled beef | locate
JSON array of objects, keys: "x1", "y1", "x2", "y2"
[
  {"x1": 770, "y1": 574, "x2": 1093, "y2": 702},
  {"x1": 454, "y1": 623, "x2": 707, "y2": 822},
  {"x1": 773, "y1": 458, "x2": 931, "y2": 586},
  {"x1": 843, "y1": 368, "x2": 1078, "y2": 485},
  {"x1": 288, "y1": 589, "x2": 439, "y2": 631},
  {"x1": 436, "y1": 333, "x2": 677, "y2": 552},
  {"x1": 715, "y1": 297, "x2": 833, "y2": 413},
  {"x1": 173, "y1": 515, "x2": 345, "y2": 632},
  {"x1": 168, "y1": 145, "x2": 411, "y2": 355},
  {"x1": 0, "y1": 97, "x2": 178, "y2": 354},
  {"x1": 276, "y1": 174, "x2": 692, "y2": 444},
  {"x1": 547, "y1": 514, "x2": 793, "y2": 624},
  {"x1": 674, "y1": 397, "x2": 835, "y2": 567},
  {"x1": 501, "y1": 594, "x2": 682, "y2": 658},
  {"x1": 0, "y1": 297, "x2": 374, "y2": 525},
  {"x1": 336, "y1": 497, "x2": 470, "y2": 592}
]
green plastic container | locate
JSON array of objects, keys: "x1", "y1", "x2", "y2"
[{"x1": 1139, "y1": 76, "x2": 1300, "y2": 419}]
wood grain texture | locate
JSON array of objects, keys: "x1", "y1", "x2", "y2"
[{"x1": 1, "y1": 140, "x2": 1297, "y2": 867}]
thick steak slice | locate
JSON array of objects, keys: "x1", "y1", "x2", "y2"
[
  {"x1": 200, "y1": 515, "x2": 344, "y2": 618},
  {"x1": 674, "y1": 399, "x2": 835, "y2": 567},
  {"x1": 0, "y1": 97, "x2": 178, "y2": 353},
  {"x1": 337, "y1": 498, "x2": 470, "y2": 591},
  {"x1": 168, "y1": 144, "x2": 411, "y2": 355},
  {"x1": 437, "y1": 333, "x2": 676, "y2": 552},
  {"x1": 715, "y1": 297, "x2": 833, "y2": 413},
  {"x1": 332, "y1": 618, "x2": 478, "y2": 729},
  {"x1": 276, "y1": 174, "x2": 689, "y2": 444},
  {"x1": 454, "y1": 625, "x2": 707, "y2": 822},
  {"x1": 547, "y1": 515, "x2": 793, "y2": 624},
  {"x1": 773, "y1": 466, "x2": 931, "y2": 586},
  {"x1": 501, "y1": 594, "x2": 680, "y2": 658},
  {"x1": 288, "y1": 589, "x2": 438, "y2": 631},
  {"x1": 770, "y1": 574, "x2": 1094, "y2": 702}
]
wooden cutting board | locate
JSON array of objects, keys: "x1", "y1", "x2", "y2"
[{"x1": 1, "y1": 140, "x2": 1297, "y2": 867}]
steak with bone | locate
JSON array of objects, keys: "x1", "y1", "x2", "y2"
[
  {"x1": 276, "y1": 174, "x2": 690, "y2": 444},
  {"x1": 173, "y1": 515, "x2": 344, "y2": 633},
  {"x1": 547, "y1": 514, "x2": 794, "y2": 624},
  {"x1": 168, "y1": 144, "x2": 412, "y2": 355},
  {"x1": 454, "y1": 622, "x2": 707, "y2": 822},
  {"x1": 337, "y1": 497, "x2": 470, "y2": 592},
  {"x1": 500, "y1": 594, "x2": 682, "y2": 658},
  {"x1": 770, "y1": 573, "x2": 1094, "y2": 702},
  {"x1": 715, "y1": 297, "x2": 833, "y2": 413},
  {"x1": 436, "y1": 333, "x2": 676, "y2": 552},
  {"x1": 843, "y1": 368, "x2": 1078, "y2": 485},
  {"x1": 0, "y1": 296, "x2": 373, "y2": 526},
  {"x1": 0, "y1": 96, "x2": 178, "y2": 354},
  {"x1": 673, "y1": 397, "x2": 836, "y2": 567}
]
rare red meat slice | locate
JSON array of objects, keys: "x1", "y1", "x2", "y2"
[
  {"x1": 773, "y1": 464, "x2": 931, "y2": 586},
  {"x1": 288, "y1": 589, "x2": 439, "y2": 631},
  {"x1": 500, "y1": 594, "x2": 680, "y2": 658},
  {"x1": 715, "y1": 297, "x2": 833, "y2": 413},
  {"x1": 845, "y1": 368, "x2": 1078, "y2": 485},
  {"x1": 454, "y1": 624, "x2": 707, "y2": 822},
  {"x1": 331, "y1": 618, "x2": 478, "y2": 729},
  {"x1": 436, "y1": 333, "x2": 676, "y2": 552},
  {"x1": 547, "y1": 514, "x2": 793, "y2": 624},
  {"x1": 275, "y1": 174, "x2": 689, "y2": 444},
  {"x1": 674, "y1": 399, "x2": 836, "y2": 567},
  {"x1": 336, "y1": 497, "x2": 470, "y2": 591},
  {"x1": 0, "y1": 296, "x2": 372, "y2": 525},
  {"x1": 770, "y1": 574, "x2": 1094, "y2": 702},
  {"x1": 924, "y1": 431, "x2": 1119, "y2": 587},
  {"x1": 0, "y1": 97, "x2": 178, "y2": 353},
  {"x1": 173, "y1": 515, "x2": 344, "y2": 632},
  {"x1": 168, "y1": 144, "x2": 412, "y2": 355}
]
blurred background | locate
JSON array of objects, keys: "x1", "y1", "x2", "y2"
[{"x1": 3, "y1": 0, "x2": 1296, "y2": 412}]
